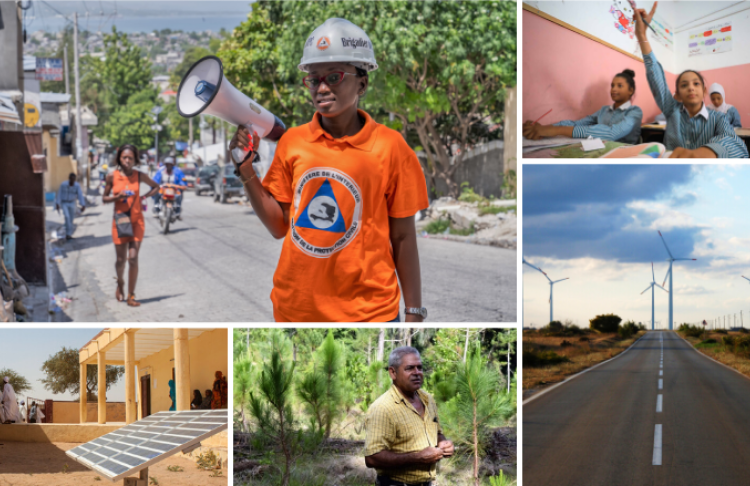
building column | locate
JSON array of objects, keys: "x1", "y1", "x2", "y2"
[
  {"x1": 97, "y1": 350, "x2": 107, "y2": 424},
  {"x1": 79, "y1": 363, "x2": 87, "y2": 423},
  {"x1": 124, "y1": 331, "x2": 136, "y2": 424},
  {"x1": 174, "y1": 329, "x2": 190, "y2": 411}
]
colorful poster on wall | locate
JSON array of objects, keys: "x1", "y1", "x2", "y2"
[
  {"x1": 688, "y1": 21, "x2": 732, "y2": 57},
  {"x1": 35, "y1": 57, "x2": 64, "y2": 81},
  {"x1": 650, "y1": 14, "x2": 673, "y2": 52}
]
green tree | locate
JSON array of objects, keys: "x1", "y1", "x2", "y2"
[
  {"x1": 440, "y1": 344, "x2": 515, "y2": 486},
  {"x1": 40, "y1": 347, "x2": 125, "y2": 400},
  {"x1": 590, "y1": 313, "x2": 622, "y2": 333},
  {"x1": 296, "y1": 331, "x2": 347, "y2": 438},
  {"x1": 0, "y1": 368, "x2": 31, "y2": 395},
  {"x1": 96, "y1": 27, "x2": 154, "y2": 135},
  {"x1": 104, "y1": 89, "x2": 159, "y2": 149},
  {"x1": 249, "y1": 348, "x2": 297, "y2": 486},
  {"x1": 220, "y1": 1, "x2": 516, "y2": 197},
  {"x1": 233, "y1": 351, "x2": 254, "y2": 433}
]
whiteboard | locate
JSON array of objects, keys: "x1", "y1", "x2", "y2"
[{"x1": 524, "y1": 0, "x2": 663, "y2": 61}]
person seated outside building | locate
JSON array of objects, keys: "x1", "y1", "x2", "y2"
[
  {"x1": 191, "y1": 389, "x2": 202, "y2": 410},
  {"x1": 200, "y1": 389, "x2": 213, "y2": 410},
  {"x1": 211, "y1": 371, "x2": 228, "y2": 409}
]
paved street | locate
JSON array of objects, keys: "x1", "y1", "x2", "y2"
[
  {"x1": 523, "y1": 331, "x2": 750, "y2": 486},
  {"x1": 45, "y1": 184, "x2": 515, "y2": 322}
]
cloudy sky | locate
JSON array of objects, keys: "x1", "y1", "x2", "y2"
[{"x1": 523, "y1": 164, "x2": 750, "y2": 329}]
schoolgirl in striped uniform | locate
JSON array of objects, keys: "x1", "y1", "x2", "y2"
[
  {"x1": 523, "y1": 70, "x2": 643, "y2": 144},
  {"x1": 708, "y1": 83, "x2": 742, "y2": 128},
  {"x1": 634, "y1": 5, "x2": 748, "y2": 158}
]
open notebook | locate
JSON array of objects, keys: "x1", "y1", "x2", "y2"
[{"x1": 601, "y1": 143, "x2": 671, "y2": 158}]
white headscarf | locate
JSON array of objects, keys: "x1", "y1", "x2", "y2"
[
  {"x1": 708, "y1": 83, "x2": 733, "y2": 114},
  {"x1": 3, "y1": 376, "x2": 8, "y2": 383}
]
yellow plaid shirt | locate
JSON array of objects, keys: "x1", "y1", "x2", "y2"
[{"x1": 364, "y1": 384, "x2": 443, "y2": 484}]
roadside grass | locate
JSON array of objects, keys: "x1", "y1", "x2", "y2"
[
  {"x1": 522, "y1": 330, "x2": 646, "y2": 394},
  {"x1": 678, "y1": 329, "x2": 750, "y2": 378}
]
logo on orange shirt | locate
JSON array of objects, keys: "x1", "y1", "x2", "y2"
[
  {"x1": 291, "y1": 168, "x2": 362, "y2": 258},
  {"x1": 316, "y1": 37, "x2": 331, "y2": 50}
]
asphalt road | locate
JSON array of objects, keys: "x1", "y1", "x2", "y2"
[
  {"x1": 523, "y1": 331, "x2": 750, "y2": 486},
  {"x1": 45, "y1": 184, "x2": 515, "y2": 322}
]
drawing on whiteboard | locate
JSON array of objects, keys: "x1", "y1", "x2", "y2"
[
  {"x1": 651, "y1": 15, "x2": 674, "y2": 52},
  {"x1": 609, "y1": 0, "x2": 635, "y2": 40},
  {"x1": 688, "y1": 21, "x2": 732, "y2": 56}
]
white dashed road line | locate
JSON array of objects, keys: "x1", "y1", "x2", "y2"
[
  {"x1": 653, "y1": 424, "x2": 663, "y2": 465},
  {"x1": 656, "y1": 394, "x2": 663, "y2": 413}
]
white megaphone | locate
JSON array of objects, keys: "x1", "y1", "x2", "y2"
[{"x1": 177, "y1": 55, "x2": 286, "y2": 163}]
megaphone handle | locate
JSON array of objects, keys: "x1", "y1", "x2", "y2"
[{"x1": 231, "y1": 124, "x2": 256, "y2": 165}]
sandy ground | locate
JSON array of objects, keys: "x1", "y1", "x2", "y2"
[{"x1": 0, "y1": 442, "x2": 227, "y2": 486}]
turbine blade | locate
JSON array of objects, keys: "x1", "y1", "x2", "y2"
[
  {"x1": 552, "y1": 278, "x2": 570, "y2": 284},
  {"x1": 655, "y1": 283, "x2": 668, "y2": 293},
  {"x1": 662, "y1": 267, "x2": 671, "y2": 287},
  {"x1": 658, "y1": 230, "x2": 674, "y2": 259},
  {"x1": 651, "y1": 262, "x2": 655, "y2": 282},
  {"x1": 743, "y1": 276, "x2": 750, "y2": 283},
  {"x1": 641, "y1": 283, "x2": 653, "y2": 294},
  {"x1": 674, "y1": 258, "x2": 697, "y2": 261}
]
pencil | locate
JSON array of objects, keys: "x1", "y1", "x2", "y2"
[{"x1": 533, "y1": 109, "x2": 553, "y2": 125}]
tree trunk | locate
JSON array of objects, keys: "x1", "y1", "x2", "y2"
[
  {"x1": 464, "y1": 328, "x2": 470, "y2": 363},
  {"x1": 406, "y1": 328, "x2": 412, "y2": 347},
  {"x1": 507, "y1": 347, "x2": 511, "y2": 393},
  {"x1": 473, "y1": 398, "x2": 479, "y2": 486},
  {"x1": 377, "y1": 329, "x2": 385, "y2": 362}
]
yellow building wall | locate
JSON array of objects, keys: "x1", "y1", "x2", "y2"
[
  {"x1": 42, "y1": 128, "x2": 76, "y2": 193},
  {"x1": 52, "y1": 402, "x2": 126, "y2": 424},
  {"x1": 136, "y1": 329, "x2": 227, "y2": 420}
]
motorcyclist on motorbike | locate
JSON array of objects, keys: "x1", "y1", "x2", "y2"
[{"x1": 152, "y1": 157, "x2": 187, "y2": 218}]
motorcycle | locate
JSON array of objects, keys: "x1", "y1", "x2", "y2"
[{"x1": 157, "y1": 183, "x2": 184, "y2": 235}]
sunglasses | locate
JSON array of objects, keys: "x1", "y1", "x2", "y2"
[{"x1": 302, "y1": 71, "x2": 357, "y2": 89}]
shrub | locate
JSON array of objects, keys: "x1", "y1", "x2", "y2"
[
  {"x1": 590, "y1": 314, "x2": 622, "y2": 333},
  {"x1": 523, "y1": 350, "x2": 569, "y2": 368},
  {"x1": 678, "y1": 324, "x2": 704, "y2": 338},
  {"x1": 700, "y1": 338, "x2": 717, "y2": 345},
  {"x1": 714, "y1": 329, "x2": 728, "y2": 335},
  {"x1": 618, "y1": 321, "x2": 639, "y2": 339},
  {"x1": 560, "y1": 340, "x2": 572, "y2": 348},
  {"x1": 424, "y1": 218, "x2": 450, "y2": 234},
  {"x1": 579, "y1": 336, "x2": 590, "y2": 342},
  {"x1": 722, "y1": 336, "x2": 735, "y2": 346},
  {"x1": 737, "y1": 328, "x2": 749, "y2": 334}
]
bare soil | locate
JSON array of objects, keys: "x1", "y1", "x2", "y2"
[
  {"x1": 523, "y1": 330, "x2": 645, "y2": 397},
  {"x1": 0, "y1": 442, "x2": 227, "y2": 485}
]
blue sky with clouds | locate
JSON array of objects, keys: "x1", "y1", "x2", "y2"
[{"x1": 523, "y1": 164, "x2": 750, "y2": 328}]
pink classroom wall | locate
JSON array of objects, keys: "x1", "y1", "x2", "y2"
[
  {"x1": 523, "y1": 10, "x2": 676, "y2": 125},
  {"x1": 702, "y1": 64, "x2": 750, "y2": 126}
]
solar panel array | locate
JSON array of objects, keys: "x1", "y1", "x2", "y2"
[{"x1": 66, "y1": 409, "x2": 227, "y2": 482}]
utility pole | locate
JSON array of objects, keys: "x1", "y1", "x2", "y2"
[
  {"x1": 73, "y1": 13, "x2": 85, "y2": 187},
  {"x1": 63, "y1": 44, "x2": 71, "y2": 130}
]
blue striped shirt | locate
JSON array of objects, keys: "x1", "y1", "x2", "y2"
[
  {"x1": 644, "y1": 51, "x2": 748, "y2": 158},
  {"x1": 709, "y1": 106, "x2": 742, "y2": 128},
  {"x1": 554, "y1": 101, "x2": 643, "y2": 144}
]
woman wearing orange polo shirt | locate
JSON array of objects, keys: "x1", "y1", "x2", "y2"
[{"x1": 230, "y1": 18, "x2": 429, "y2": 322}]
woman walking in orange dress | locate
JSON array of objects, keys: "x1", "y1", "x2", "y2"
[{"x1": 102, "y1": 144, "x2": 159, "y2": 306}]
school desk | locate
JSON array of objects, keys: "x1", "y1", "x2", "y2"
[{"x1": 523, "y1": 141, "x2": 628, "y2": 158}]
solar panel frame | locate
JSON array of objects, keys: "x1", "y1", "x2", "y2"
[{"x1": 65, "y1": 409, "x2": 227, "y2": 482}]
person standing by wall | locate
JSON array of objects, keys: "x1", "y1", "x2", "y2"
[{"x1": 55, "y1": 172, "x2": 87, "y2": 240}]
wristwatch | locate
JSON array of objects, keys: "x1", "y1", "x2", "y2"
[{"x1": 404, "y1": 307, "x2": 428, "y2": 319}]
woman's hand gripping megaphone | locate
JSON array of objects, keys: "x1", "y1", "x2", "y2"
[{"x1": 229, "y1": 124, "x2": 261, "y2": 166}]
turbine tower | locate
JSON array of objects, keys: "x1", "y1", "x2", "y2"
[
  {"x1": 658, "y1": 231, "x2": 696, "y2": 330},
  {"x1": 523, "y1": 257, "x2": 569, "y2": 324},
  {"x1": 641, "y1": 262, "x2": 668, "y2": 331}
]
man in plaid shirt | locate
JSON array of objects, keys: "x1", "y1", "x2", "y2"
[{"x1": 364, "y1": 347, "x2": 454, "y2": 486}]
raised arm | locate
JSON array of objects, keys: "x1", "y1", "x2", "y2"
[
  {"x1": 635, "y1": 4, "x2": 678, "y2": 116},
  {"x1": 230, "y1": 126, "x2": 290, "y2": 239}
]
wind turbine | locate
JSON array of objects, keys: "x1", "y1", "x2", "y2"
[
  {"x1": 658, "y1": 231, "x2": 696, "y2": 330},
  {"x1": 641, "y1": 262, "x2": 668, "y2": 331},
  {"x1": 742, "y1": 276, "x2": 750, "y2": 285},
  {"x1": 523, "y1": 257, "x2": 569, "y2": 324}
]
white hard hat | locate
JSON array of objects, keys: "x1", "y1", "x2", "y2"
[{"x1": 298, "y1": 18, "x2": 378, "y2": 72}]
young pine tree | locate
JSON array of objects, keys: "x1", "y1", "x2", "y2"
[
  {"x1": 442, "y1": 344, "x2": 515, "y2": 486},
  {"x1": 249, "y1": 349, "x2": 297, "y2": 486},
  {"x1": 296, "y1": 330, "x2": 346, "y2": 438}
]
